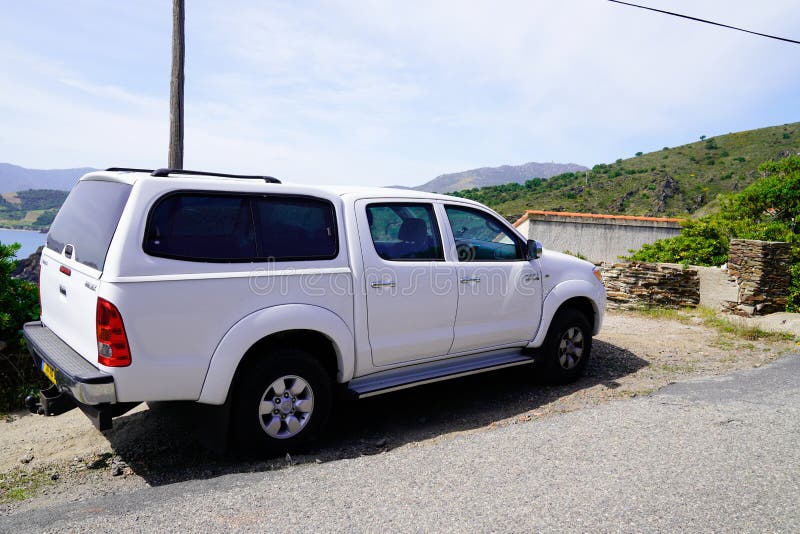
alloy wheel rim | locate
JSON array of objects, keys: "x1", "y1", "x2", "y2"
[
  {"x1": 258, "y1": 375, "x2": 314, "y2": 439},
  {"x1": 558, "y1": 326, "x2": 584, "y2": 370}
]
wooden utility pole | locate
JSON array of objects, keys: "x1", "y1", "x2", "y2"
[{"x1": 168, "y1": 0, "x2": 185, "y2": 169}]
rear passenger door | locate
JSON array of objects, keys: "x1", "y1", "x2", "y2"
[{"x1": 356, "y1": 200, "x2": 458, "y2": 367}]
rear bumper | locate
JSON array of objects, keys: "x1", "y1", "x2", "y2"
[{"x1": 23, "y1": 321, "x2": 117, "y2": 406}]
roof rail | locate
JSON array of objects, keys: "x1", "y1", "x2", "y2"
[
  {"x1": 105, "y1": 167, "x2": 155, "y2": 173},
  {"x1": 151, "y1": 168, "x2": 281, "y2": 184}
]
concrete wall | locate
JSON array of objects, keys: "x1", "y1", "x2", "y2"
[{"x1": 515, "y1": 211, "x2": 682, "y2": 264}]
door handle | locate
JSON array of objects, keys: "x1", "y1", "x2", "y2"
[
  {"x1": 371, "y1": 281, "x2": 396, "y2": 288},
  {"x1": 523, "y1": 273, "x2": 540, "y2": 282},
  {"x1": 460, "y1": 277, "x2": 481, "y2": 283}
]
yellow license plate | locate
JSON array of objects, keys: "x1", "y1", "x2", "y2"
[{"x1": 41, "y1": 361, "x2": 57, "y2": 385}]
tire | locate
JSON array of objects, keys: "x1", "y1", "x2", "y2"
[
  {"x1": 231, "y1": 347, "x2": 332, "y2": 456},
  {"x1": 538, "y1": 308, "x2": 592, "y2": 384}
]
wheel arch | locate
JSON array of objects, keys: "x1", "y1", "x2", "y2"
[
  {"x1": 528, "y1": 280, "x2": 605, "y2": 348},
  {"x1": 197, "y1": 304, "x2": 354, "y2": 404}
]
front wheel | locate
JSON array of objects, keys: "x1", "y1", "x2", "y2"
[
  {"x1": 231, "y1": 348, "x2": 332, "y2": 455},
  {"x1": 538, "y1": 308, "x2": 592, "y2": 384}
]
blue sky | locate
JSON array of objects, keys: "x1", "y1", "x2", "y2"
[{"x1": 1, "y1": 0, "x2": 799, "y2": 187}]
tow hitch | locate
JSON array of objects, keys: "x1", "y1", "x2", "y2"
[
  {"x1": 25, "y1": 384, "x2": 77, "y2": 416},
  {"x1": 24, "y1": 387, "x2": 138, "y2": 431}
]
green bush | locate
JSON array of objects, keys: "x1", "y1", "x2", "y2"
[
  {"x1": 789, "y1": 262, "x2": 800, "y2": 311},
  {"x1": 629, "y1": 218, "x2": 730, "y2": 265},
  {"x1": 34, "y1": 210, "x2": 57, "y2": 227},
  {"x1": 0, "y1": 241, "x2": 43, "y2": 412}
]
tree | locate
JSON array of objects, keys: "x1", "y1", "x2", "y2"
[
  {"x1": 699, "y1": 135, "x2": 706, "y2": 141},
  {"x1": 168, "y1": 0, "x2": 185, "y2": 169}
]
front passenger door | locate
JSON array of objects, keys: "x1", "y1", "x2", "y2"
[{"x1": 445, "y1": 205, "x2": 542, "y2": 353}]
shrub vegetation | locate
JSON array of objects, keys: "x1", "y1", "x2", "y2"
[
  {"x1": 0, "y1": 241, "x2": 43, "y2": 413},
  {"x1": 629, "y1": 156, "x2": 800, "y2": 311}
]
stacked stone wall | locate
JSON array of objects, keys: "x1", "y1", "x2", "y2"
[
  {"x1": 723, "y1": 239, "x2": 791, "y2": 316},
  {"x1": 602, "y1": 262, "x2": 700, "y2": 309}
]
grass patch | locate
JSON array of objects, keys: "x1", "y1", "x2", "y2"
[
  {"x1": 627, "y1": 305, "x2": 797, "y2": 343},
  {"x1": 658, "y1": 363, "x2": 698, "y2": 374},
  {"x1": 693, "y1": 306, "x2": 795, "y2": 342},
  {"x1": 0, "y1": 468, "x2": 54, "y2": 504},
  {"x1": 627, "y1": 306, "x2": 689, "y2": 322}
]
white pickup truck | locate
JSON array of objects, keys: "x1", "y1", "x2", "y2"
[{"x1": 25, "y1": 168, "x2": 606, "y2": 453}]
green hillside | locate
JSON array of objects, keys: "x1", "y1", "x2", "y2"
[
  {"x1": 0, "y1": 189, "x2": 68, "y2": 230},
  {"x1": 450, "y1": 122, "x2": 800, "y2": 219}
]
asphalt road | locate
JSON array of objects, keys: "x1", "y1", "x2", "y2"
[{"x1": 3, "y1": 354, "x2": 800, "y2": 532}]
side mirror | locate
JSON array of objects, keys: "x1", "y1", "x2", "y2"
[{"x1": 526, "y1": 239, "x2": 542, "y2": 260}]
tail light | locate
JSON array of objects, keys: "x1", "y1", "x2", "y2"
[{"x1": 96, "y1": 297, "x2": 131, "y2": 367}]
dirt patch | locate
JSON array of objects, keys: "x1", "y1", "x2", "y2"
[
  {"x1": 1, "y1": 193, "x2": 20, "y2": 206},
  {"x1": 1, "y1": 310, "x2": 796, "y2": 512}
]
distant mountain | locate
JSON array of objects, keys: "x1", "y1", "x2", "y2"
[
  {"x1": 412, "y1": 161, "x2": 588, "y2": 193},
  {"x1": 0, "y1": 163, "x2": 97, "y2": 192}
]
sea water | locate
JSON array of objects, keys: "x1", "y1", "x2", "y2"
[{"x1": 0, "y1": 228, "x2": 47, "y2": 259}]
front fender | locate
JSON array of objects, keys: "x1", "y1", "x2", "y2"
[
  {"x1": 527, "y1": 279, "x2": 606, "y2": 348},
  {"x1": 197, "y1": 304, "x2": 354, "y2": 404}
]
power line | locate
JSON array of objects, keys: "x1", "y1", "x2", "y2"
[{"x1": 608, "y1": 0, "x2": 800, "y2": 45}]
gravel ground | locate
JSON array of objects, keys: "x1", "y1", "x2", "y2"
[
  {"x1": 3, "y1": 349, "x2": 800, "y2": 532},
  {"x1": 0, "y1": 310, "x2": 797, "y2": 516}
]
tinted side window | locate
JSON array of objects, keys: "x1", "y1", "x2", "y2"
[
  {"x1": 445, "y1": 205, "x2": 524, "y2": 261},
  {"x1": 366, "y1": 203, "x2": 444, "y2": 261},
  {"x1": 254, "y1": 197, "x2": 338, "y2": 260},
  {"x1": 144, "y1": 193, "x2": 338, "y2": 262},
  {"x1": 47, "y1": 180, "x2": 132, "y2": 270},
  {"x1": 145, "y1": 194, "x2": 256, "y2": 261}
]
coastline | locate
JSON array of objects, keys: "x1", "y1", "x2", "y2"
[{"x1": 0, "y1": 226, "x2": 48, "y2": 233}]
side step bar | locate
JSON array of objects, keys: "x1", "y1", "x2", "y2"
[{"x1": 348, "y1": 349, "x2": 535, "y2": 399}]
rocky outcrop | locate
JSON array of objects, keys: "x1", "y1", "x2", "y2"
[
  {"x1": 602, "y1": 262, "x2": 700, "y2": 309},
  {"x1": 653, "y1": 175, "x2": 680, "y2": 213},
  {"x1": 609, "y1": 189, "x2": 638, "y2": 213},
  {"x1": 723, "y1": 239, "x2": 791, "y2": 316},
  {"x1": 12, "y1": 246, "x2": 42, "y2": 283}
]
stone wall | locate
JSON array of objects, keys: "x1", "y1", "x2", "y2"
[
  {"x1": 723, "y1": 239, "x2": 791, "y2": 316},
  {"x1": 602, "y1": 262, "x2": 700, "y2": 309}
]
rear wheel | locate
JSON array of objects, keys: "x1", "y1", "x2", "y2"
[
  {"x1": 231, "y1": 347, "x2": 331, "y2": 455},
  {"x1": 539, "y1": 308, "x2": 592, "y2": 384}
]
